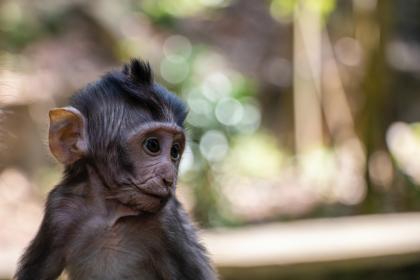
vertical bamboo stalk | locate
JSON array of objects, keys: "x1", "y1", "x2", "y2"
[{"x1": 293, "y1": 0, "x2": 323, "y2": 155}]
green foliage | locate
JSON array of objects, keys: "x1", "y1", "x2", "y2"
[
  {"x1": 140, "y1": 0, "x2": 231, "y2": 23},
  {"x1": 0, "y1": 2, "x2": 43, "y2": 50},
  {"x1": 224, "y1": 134, "x2": 286, "y2": 179},
  {"x1": 270, "y1": 0, "x2": 336, "y2": 23}
]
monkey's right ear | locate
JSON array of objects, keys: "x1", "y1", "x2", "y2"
[{"x1": 48, "y1": 107, "x2": 88, "y2": 165}]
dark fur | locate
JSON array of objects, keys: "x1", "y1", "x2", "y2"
[{"x1": 15, "y1": 59, "x2": 216, "y2": 280}]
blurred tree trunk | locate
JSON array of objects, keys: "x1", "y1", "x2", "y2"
[{"x1": 356, "y1": 0, "x2": 395, "y2": 212}]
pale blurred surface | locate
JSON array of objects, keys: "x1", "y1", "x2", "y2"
[
  {"x1": 2, "y1": 0, "x2": 420, "y2": 279},
  {"x1": 204, "y1": 213, "x2": 420, "y2": 269}
]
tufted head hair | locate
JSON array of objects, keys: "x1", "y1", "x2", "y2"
[{"x1": 71, "y1": 58, "x2": 187, "y2": 129}]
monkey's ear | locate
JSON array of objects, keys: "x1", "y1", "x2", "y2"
[{"x1": 48, "y1": 107, "x2": 88, "y2": 165}]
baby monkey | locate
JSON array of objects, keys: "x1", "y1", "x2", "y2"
[{"x1": 15, "y1": 59, "x2": 217, "y2": 280}]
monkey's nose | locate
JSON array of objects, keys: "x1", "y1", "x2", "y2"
[{"x1": 162, "y1": 177, "x2": 173, "y2": 187}]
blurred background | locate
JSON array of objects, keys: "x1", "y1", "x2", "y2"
[{"x1": 2, "y1": 0, "x2": 420, "y2": 279}]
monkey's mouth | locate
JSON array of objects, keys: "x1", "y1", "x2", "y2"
[
  {"x1": 136, "y1": 182, "x2": 171, "y2": 198},
  {"x1": 111, "y1": 178, "x2": 172, "y2": 213},
  {"x1": 127, "y1": 184, "x2": 171, "y2": 213}
]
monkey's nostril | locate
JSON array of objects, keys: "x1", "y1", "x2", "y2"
[{"x1": 162, "y1": 178, "x2": 173, "y2": 187}]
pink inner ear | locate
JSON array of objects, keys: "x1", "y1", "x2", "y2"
[{"x1": 49, "y1": 107, "x2": 87, "y2": 165}]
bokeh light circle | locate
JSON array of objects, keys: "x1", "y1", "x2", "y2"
[{"x1": 199, "y1": 130, "x2": 229, "y2": 162}]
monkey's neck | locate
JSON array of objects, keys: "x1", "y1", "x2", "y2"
[{"x1": 88, "y1": 166, "x2": 143, "y2": 223}]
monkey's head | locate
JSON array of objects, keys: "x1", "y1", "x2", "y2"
[{"x1": 48, "y1": 59, "x2": 188, "y2": 213}]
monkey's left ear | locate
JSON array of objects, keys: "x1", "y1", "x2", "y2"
[{"x1": 48, "y1": 107, "x2": 88, "y2": 165}]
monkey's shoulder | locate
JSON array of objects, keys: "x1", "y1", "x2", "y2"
[
  {"x1": 45, "y1": 185, "x2": 84, "y2": 219},
  {"x1": 44, "y1": 183, "x2": 110, "y2": 239}
]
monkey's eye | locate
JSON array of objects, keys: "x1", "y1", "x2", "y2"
[
  {"x1": 170, "y1": 143, "x2": 181, "y2": 161},
  {"x1": 143, "y1": 137, "x2": 160, "y2": 155}
]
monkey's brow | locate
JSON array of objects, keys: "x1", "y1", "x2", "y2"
[{"x1": 127, "y1": 121, "x2": 184, "y2": 138}]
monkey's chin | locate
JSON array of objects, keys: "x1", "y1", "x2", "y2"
[{"x1": 128, "y1": 193, "x2": 170, "y2": 214}]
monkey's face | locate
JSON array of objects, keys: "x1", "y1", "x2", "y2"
[
  {"x1": 48, "y1": 107, "x2": 186, "y2": 214},
  {"x1": 107, "y1": 122, "x2": 185, "y2": 213}
]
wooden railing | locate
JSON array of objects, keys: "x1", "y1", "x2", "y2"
[{"x1": 202, "y1": 213, "x2": 420, "y2": 279}]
